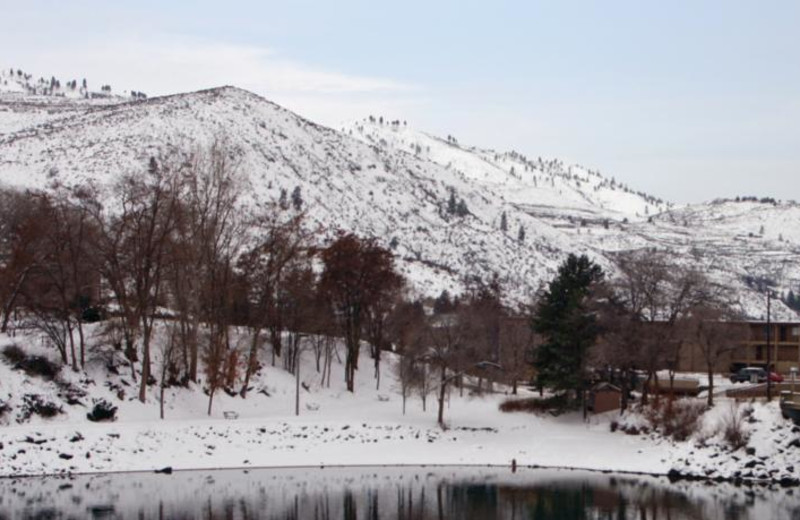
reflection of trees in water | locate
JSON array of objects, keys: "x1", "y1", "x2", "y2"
[
  {"x1": 176, "y1": 479, "x2": 788, "y2": 519},
  {"x1": 2, "y1": 471, "x2": 797, "y2": 519}
]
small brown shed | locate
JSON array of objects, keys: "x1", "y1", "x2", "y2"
[{"x1": 589, "y1": 382, "x2": 622, "y2": 414}]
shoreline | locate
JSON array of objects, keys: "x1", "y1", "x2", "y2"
[{"x1": 2, "y1": 449, "x2": 797, "y2": 488}]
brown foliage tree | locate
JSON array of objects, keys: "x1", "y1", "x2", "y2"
[
  {"x1": 0, "y1": 189, "x2": 50, "y2": 333},
  {"x1": 319, "y1": 233, "x2": 403, "y2": 393}
]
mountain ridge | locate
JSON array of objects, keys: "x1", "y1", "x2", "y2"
[{"x1": 1, "y1": 75, "x2": 797, "y2": 319}]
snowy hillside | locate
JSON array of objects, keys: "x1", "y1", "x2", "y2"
[
  {"x1": 0, "y1": 85, "x2": 586, "y2": 304},
  {"x1": 0, "y1": 76, "x2": 798, "y2": 318},
  {"x1": 345, "y1": 118, "x2": 800, "y2": 319},
  {"x1": 346, "y1": 117, "x2": 669, "y2": 220}
]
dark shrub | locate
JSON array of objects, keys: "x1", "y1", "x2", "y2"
[
  {"x1": 56, "y1": 380, "x2": 87, "y2": 406},
  {"x1": 18, "y1": 394, "x2": 63, "y2": 422},
  {"x1": 87, "y1": 399, "x2": 117, "y2": 422},
  {"x1": 3, "y1": 345, "x2": 61, "y2": 380},
  {"x1": 2, "y1": 344, "x2": 26, "y2": 364},
  {"x1": 0, "y1": 399, "x2": 10, "y2": 419},
  {"x1": 81, "y1": 305, "x2": 105, "y2": 323},
  {"x1": 20, "y1": 355, "x2": 61, "y2": 380},
  {"x1": 499, "y1": 394, "x2": 573, "y2": 414}
]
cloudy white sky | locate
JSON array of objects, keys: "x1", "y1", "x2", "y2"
[{"x1": 2, "y1": 1, "x2": 799, "y2": 203}]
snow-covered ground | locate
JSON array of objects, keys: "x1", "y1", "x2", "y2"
[
  {"x1": 2, "y1": 326, "x2": 799, "y2": 485},
  {"x1": 0, "y1": 326, "x2": 670, "y2": 478}
]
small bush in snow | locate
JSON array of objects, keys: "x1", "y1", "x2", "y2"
[
  {"x1": 18, "y1": 394, "x2": 63, "y2": 422},
  {"x1": 22, "y1": 356, "x2": 61, "y2": 380},
  {"x1": 87, "y1": 399, "x2": 118, "y2": 422},
  {"x1": 2, "y1": 344, "x2": 26, "y2": 364},
  {"x1": 721, "y1": 402, "x2": 751, "y2": 451},
  {"x1": 499, "y1": 394, "x2": 573, "y2": 414},
  {"x1": 643, "y1": 398, "x2": 707, "y2": 442},
  {"x1": 3, "y1": 345, "x2": 61, "y2": 380}
]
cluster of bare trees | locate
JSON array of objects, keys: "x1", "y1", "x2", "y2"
[
  {"x1": 0, "y1": 146, "x2": 415, "y2": 416},
  {"x1": 594, "y1": 250, "x2": 744, "y2": 407},
  {"x1": 1, "y1": 147, "x2": 749, "y2": 427},
  {"x1": 0, "y1": 147, "x2": 252, "y2": 415},
  {"x1": 388, "y1": 284, "x2": 535, "y2": 427}
]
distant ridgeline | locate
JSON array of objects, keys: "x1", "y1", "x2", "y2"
[{"x1": 0, "y1": 67, "x2": 146, "y2": 100}]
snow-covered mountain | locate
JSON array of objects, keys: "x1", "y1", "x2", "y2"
[
  {"x1": 344, "y1": 118, "x2": 800, "y2": 319},
  {"x1": 0, "y1": 72, "x2": 797, "y2": 319}
]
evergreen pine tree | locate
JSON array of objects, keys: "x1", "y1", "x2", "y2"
[
  {"x1": 533, "y1": 254, "x2": 604, "y2": 408},
  {"x1": 500, "y1": 211, "x2": 508, "y2": 232},
  {"x1": 788, "y1": 290, "x2": 797, "y2": 310},
  {"x1": 279, "y1": 188, "x2": 288, "y2": 210},
  {"x1": 456, "y1": 199, "x2": 468, "y2": 217},
  {"x1": 447, "y1": 190, "x2": 457, "y2": 215},
  {"x1": 517, "y1": 225, "x2": 525, "y2": 243},
  {"x1": 291, "y1": 186, "x2": 303, "y2": 210}
]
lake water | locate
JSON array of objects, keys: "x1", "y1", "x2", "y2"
[{"x1": 1, "y1": 466, "x2": 798, "y2": 519}]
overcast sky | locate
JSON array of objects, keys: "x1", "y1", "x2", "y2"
[{"x1": 2, "y1": 1, "x2": 798, "y2": 204}]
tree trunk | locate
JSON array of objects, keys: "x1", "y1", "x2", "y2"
[
  {"x1": 345, "y1": 339, "x2": 356, "y2": 392},
  {"x1": 139, "y1": 319, "x2": 152, "y2": 403},
  {"x1": 207, "y1": 388, "x2": 215, "y2": 416},
  {"x1": 67, "y1": 321, "x2": 78, "y2": 372},
  {"x1": 437, "y1": 365, "x2": 447, "y2": 428},
  {"x1": 707, "y1": 366, "x2": 715, "y2": 407},
  {"x1": 160, "y1": 384, "x2": 165, "y2": 419},
  {"x1": 669, "y1": 370, "x2": 676, "y2": 399},
  {"x1": 642, "y1": 371, "x2": 653, "y2": 406},
  {"x1": 270, "y1": 325, "x2": 283, "y2": 360},
  {"x1": 240, "y1": 328, "x2": 261, "y2": 398},
  {"x1": 1, "y1": 265, "x2": 34, "y2": 334},
  {"x1": 375, "y1": 351, "x2": 381, "y2": 391},
  {"x1": 189, "y1": 316, "x2": 200, "y2": 381},
  {"x1": 77, "y1": 319, "x2": 86, "y2": 369}
]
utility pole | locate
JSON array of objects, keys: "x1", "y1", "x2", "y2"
[{"x1": 767, "y1": 290, "x2": 773, "y2": 402}]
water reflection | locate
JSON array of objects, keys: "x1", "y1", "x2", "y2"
[{"x1": 1, "y1": 466, "x2": 798, "y2": 520}]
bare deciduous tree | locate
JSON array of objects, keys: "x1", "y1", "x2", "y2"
[
  {"x1": 689, "y1": 303, "x2": 746, "y2": 406},
  {"x1": 238, "y1": 212, "x2": 309, "y2": 396},
  {"x1": 610, "y1": 251, "x2": 713, "y2": 403}
]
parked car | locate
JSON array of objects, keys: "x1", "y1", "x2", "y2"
[
  {"x1": 730, "y1": 367, "x2": 783, "y2": 384},
  {"x1": 770, "y1": 371, "x2": 785, "y2": 383}
]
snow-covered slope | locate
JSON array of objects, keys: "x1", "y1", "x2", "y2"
[
  {"x1": 0, "y1": 79, "x2": 797, "y2": 318},
  {"x1": 0, "y1": 85, "x2": 581, "y2": 304},
  {"x1": 344, "y1": 118, "x2": 800, "y2": 319},
  {"x1": 346, "y1": 118, "x2": 669, "y2": 220}
]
